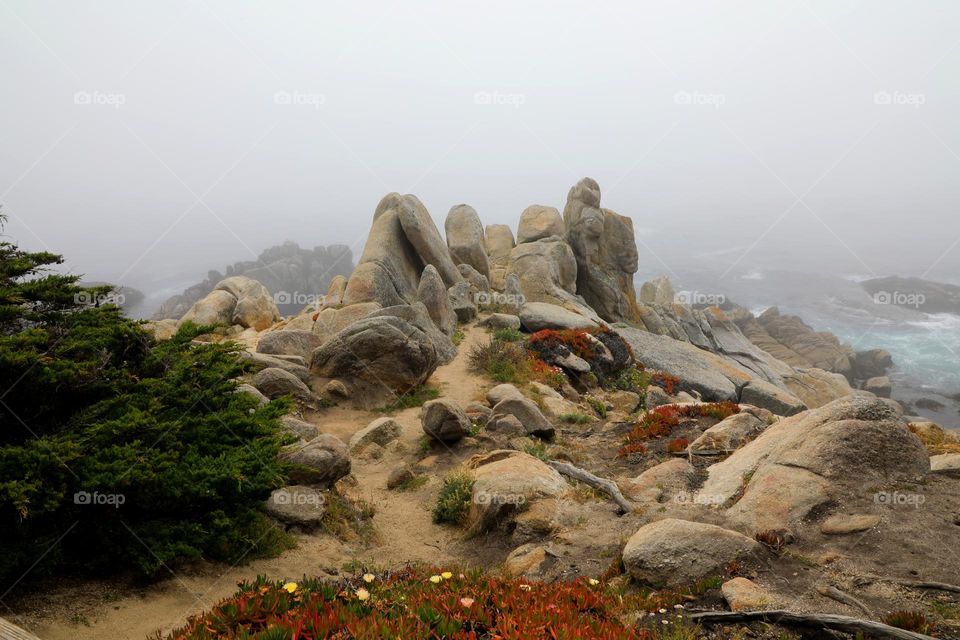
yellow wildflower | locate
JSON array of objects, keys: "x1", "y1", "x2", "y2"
[
  {"x1": 356, "y1": 587, "x2": 370, "y2": 601},
  {"x1": 588, "y1": 578, "x2": 599, "y2": 586},
  {"x1": 441, "y1": 571, "x2": 453, "y2": 579},
  {"x1": 282, "y1": 582, "x2": 298, "y2": 593},
  {"x1": 429, "y1": 575, "x2": 442, "y2": 583},
  {"x1": 363, "y1": 573, "x2": 375, "y2": 583}
]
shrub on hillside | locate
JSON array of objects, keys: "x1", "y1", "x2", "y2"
[
  {"x1": 618, "y1": 402, "x2": 739, "y2": 458},
  {"x1": 0, "y1": 216, "x2": 292, "y2": 585}
]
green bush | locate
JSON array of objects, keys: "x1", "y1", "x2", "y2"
[
  {"x1": 492, "y1": 327, "x2": 524, "y2": 342},
  {"x1": 432, "y1": 472, "x2": 474, "y2": 525},
  {"x1": 467, "y1": 339, "x2": 532, "y2": 384},
  {"x1": 0, "y1": 216, "x2": 293, "y2": 585},
  {"x1": 559, "y1": 412, "x2": 592, "y2": 424}
]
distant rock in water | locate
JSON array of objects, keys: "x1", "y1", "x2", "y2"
[
  {"x1": 861, "y1": 275, "x2": 960, "y2": 314},
  {"x1": 152, "y1": 241, "x2": 353, "y2": 319}
]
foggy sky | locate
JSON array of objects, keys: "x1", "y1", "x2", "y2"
[{"x1": 3, "y1": 0, "x2": 960, "y2": 297}]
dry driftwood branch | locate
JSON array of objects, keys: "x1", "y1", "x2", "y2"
[
  {"x1": 687, "y1": 610, "x2": 937, "y2": 640},
  {"x1": 816, "y1": 583, "x2": 872, "y2": 615},
  {"x1": 545, "y1": 460, "x2": 634, "y2": 514},
  {"x1": 897, "y1": 580, "x2": 960, "y2": 594}
]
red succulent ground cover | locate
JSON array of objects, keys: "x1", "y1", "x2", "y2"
[
  {"x1": 618, "y1": 402, "x2": 740, "y2": 458},
  {"x1": 162, "y1": 566, "x2": 692, "y2": 639}
]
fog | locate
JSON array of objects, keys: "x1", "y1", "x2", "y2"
[{"x1": 3, "y1": 0, "x2": 960, "y2": 301}]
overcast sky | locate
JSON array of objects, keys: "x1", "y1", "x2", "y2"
[{"x1": 3, "y1": 0, "x2": 959, "y2": 296}]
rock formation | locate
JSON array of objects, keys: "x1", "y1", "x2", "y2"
[
  {"x1": 179, "y1": 275, "x2": 281, "y2": 331},
  {"x1": 445, "y1": 205, "x2": 489, "y2": 279},
  {"x1": 562, "y1": 178, "x2": 639, "y2": 322}
]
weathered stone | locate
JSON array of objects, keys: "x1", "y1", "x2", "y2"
[
  {"x1": 396, "y1": 194, "x2": 463, "y2": 287},
  {"x1": 519, "y1": 302, "x2": 598, "y2": 331},
  {"x1": 322, "y1": 275, "x2": 347, "y2": 308},
  {"x1": 487, "y1": 383, "x2": 524, "y2": 405},
  {"x1": 257, "y1": 330, "x2": 323, "y2": 361},
  {"x1": 507, "y1": 237, "x2": 595, "y2": 319},
  {"x1": 607, "y1": 390, "x2": 641, "y2": 414},
  {"x1": 311, "y1": 302, "x2": 381, "y2": 342},
  {"x1": 349, "y1": 417, "x2": 402, "y2": 452},
  {"x1": 479, "y1": 313, "x2": 521, "y2": 331},
  {"x1": 485, "y1": 224, "x2": 516, "y2": 290},
  {"x1": 562, "y1": 178, "x2": 639, "y2": 322},
  {"x1": 367, "y1": 302, "x2": 457, "y2": 364},
  {"x1": 235, "y1": 383, "x2": 269, "y2": 406},
  {"x1": 820, "y1": 513, "x2": 881, "y2": 535},
  {"x1": 721, "y1": 578, "x2": 771, "y2": 611},
  {"x1": 448, "y1": 281, "x2": 477, "y2": 323},
  {"x1": 485, "y1": 413, "x2": 526, "y2": 437},
  {"x1": 280, "y1": 434, "x2": 351, "y2": 486},
  {"x1": 421, "y1": 398, "x2": 471, "y2": 443},
  {"x1": 215, "y1": 276, "x2": 281, "y2": 330},
  {"x1": 740, "y1": 379, "x2": 806, "y2": 416},
  {"x1": 863, "y1": 376, "x2": 892, "y2": 398},
  {"x1": 701, "y1": 396, "x2": 930, "y2": 532},
  {"x1": 490, "y1": 397, "x2": 555, "y2": 439},
  {"x1": 457, "y1": 263, "x2": 490, "y2": 297},
  {"x1": 503, "y1": 544, "x2": 557, "y2": 579},
  {"x1": 417, "y1": 265, "x2": 457, "y2": 336},
  {"x1": 639, "y1": 276, "x2": 675, "y2": 305},
  {"x1": 645, "y1": 386, "x2": 670, "y2": 409},
  {"x1": 466, "y1": 450, "x2": 567, "y2": 534},
  {"x1": 688, "y1": 412, "x2": 767, "y2": 455},
  {"x1": 310, "y1": 315, "x2": 441, "y2": 409},
  {"x1": 265, "y1": 485, "x2": 327, "y2": 526},
  {"x1": 930, "y1": 453, "x2": 960, "y2": 476},
  {"x1": 623, "y1": 519, "x2": 759, "y2": 587},
  {"x1": 178, "y1": 289, "x2": 237, "y2": 327},
  {"x1": 624, "y1": 458, "x2": 696, "y2": 502},
  {"x1": 387, "y1": 464, "x2": 417, "y2": 490},
  {"x1": 445, "y1": 204, "x2": 489, "y2": 278},
  {"x1": 516, "y1": 205, "x2": 564, "y2": 244},
  {"x1": 280, "y1": 415, "x2": 320, "y2": 440},
  {"x1": 252, "y1": 367, "x2": 315, "y2": 404}
]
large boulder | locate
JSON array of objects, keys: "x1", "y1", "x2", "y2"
[
  {"x1": 312, "y1": 302, "x2": 382, "y2": 342},
  {"x1": 322, "y1": 275, "x2": 347, "y2": 308},
  {"x1": 562, "y1": 178, "x2": 639, "y2": 322},
  {"x1": 445, "y1": 204, "x2": 489, "y2": 278},
  {"x1": 349, "y1": 417, "x2": 403, "y2": 452},
  {"x1": 448, "y1": 281, "x2": 477, "y2": 323},
  {"x1": 489, "y1": 397, "x2": 555, "y2": 439},
  {"x1": 739, "y1": 379, "x2": 806, "y2": 416},
  {"x1": 280, "y1": 434, "x2": 351, "y2": 486},
  {"x1": 396, "y1": 194, "x2": 463, "y2": 287},
  {"x1": 688, "y1": 411, "x2": 768, "y2": 455},
  {"x1": 466, "y1": 450, "x2": 567, "y2": 534},
  {"x1": 484, "y1": 224, "x2": 516, "y2": 290},
  {"x1": 506, "y1": 237, "x2": 596, "y2": 319},
  {"x1": 486, "y1": 383, "x2": 524, "y2": 405},
  {"x1": 366, "y1": 302, "x2": 456, "y2": 364},
  {"x1": 622, "y1": 519, "x2": 759, "y2": 587},
  {"x1": 214, "y1": 276, "x2": 282, "y2": 330},
  {"x1": 519, "y1": 302, "x2": 598, "y2": 332},
  {"x1": 252, "y1": 367, "x2": 315, "y2": 404},
  {"x1": 624, "y1": 458, "x2": 696, "y2": 503},
  {"x1": 863, "y1": 375, "x2": 892, "y2": 398},
  {"x1": 178, "y1": 289, "x2": 237, "y2": 327},
  {"x1": 417, "y1": 265, "x2": 457, "y2": 336},
  {"x1": 265, "y1": 485, "x2": 327, "y2": 527},
  {"x1": 421, "y1": 398, "x2": 471, "y2": 443},
  {"x1": 516, "y1": 205, "x2": 564, "y2": 244},
  {"x1": 257, "y1": 330, "x2": 323, "y2": 361},
  {"x1": 639, "y1": 276, "x2": 675, "y2": 305},
  {"x1": 310, "y1": 315, "x2": 441, "y2": 408},
  {"x1": 700, "y1": 396, "x2": 930, "y2": 533},
  {"x1": 238, "y1": 351, "x2": 311, "y2": 383}
]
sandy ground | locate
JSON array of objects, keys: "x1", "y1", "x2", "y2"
[{"x1": 15, "y1": 325, "x2": 493, "y2": 640}]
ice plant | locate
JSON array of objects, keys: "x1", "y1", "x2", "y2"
[
  {"x1": 282, "y1": 582, "x2": 297, "y2": 593},
  {"x1": 355, "y1": 587, "x2": 370, "y2": 601},
  {"x1": 362, "y1": 573, "x2": 375, "y2": 583}
]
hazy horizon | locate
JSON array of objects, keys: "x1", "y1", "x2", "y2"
[{"x1": 3, "y1": 1, "x2": 960, "y2": 298}]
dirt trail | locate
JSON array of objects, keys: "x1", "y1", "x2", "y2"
[{"x1": 20, "y1": 325, "x2": 493, "y2": 640}]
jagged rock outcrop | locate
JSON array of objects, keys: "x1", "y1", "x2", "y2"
[
  {"x1": 562, "y1": 178, "x2": 639, "y2": 322},
  {"x1": 506, "y1": 237, "x2": 597, "y2": 323},
  {"x1": 256, "y1": 330, "x2": 322, "y2": 361},
  {"x1": 154, "y1": 242, "x2": 352, "y2": 319},
  {"x1": 466, "y1": 450, "x2": 567, "y2": 534},
  {"x1": 639, "y1": 276, "x2": 675, "y2": 305},
  {"x1": 445, "y1": 205, "x2": 489, "y2": 278},
  {"x1": 861, "y1": 275, "x2": 960, "y2": 314},
  {"x1": 417, "y1": 265, "x2": 457, "y2": 336},
  {"x1": 342, "y1": 193, "x2": 463, "y2": 309},
  {"x1": 701, "y1": 396, "x2": 929, "y2": 533}
]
